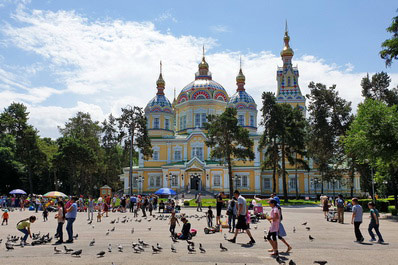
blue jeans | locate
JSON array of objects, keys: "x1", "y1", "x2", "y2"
[
  {"x1": 18, "y1": 228, "x2": 29, "y2": 242},
  {"x1": 368, "y1": 221, "x2": 384, "y2": 242},
  {"x1": 66, "y1": 218, "x2": 75, "y2": 241},
  {"x1": 56, "y1": 222, "x2": 64, "y2": 241},
  {"x1": 228, "y1": 214, "x2": 236, "y2": 231}
]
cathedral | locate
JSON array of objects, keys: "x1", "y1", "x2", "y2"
[{"x1": 120, "y1": 27, "x2": 362, "y2": 197}]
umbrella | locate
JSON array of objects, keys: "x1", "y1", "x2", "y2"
[
  {"x1": 43, "y1": 191, "x2": 68, "y2": 198},
  {"x1": 154, "y1": 188, "x2": 176, "y2": 195},
  {"x1": 9, "y1": 189, "x2": 26, "y2": 195}
]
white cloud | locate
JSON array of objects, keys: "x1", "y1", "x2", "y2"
[
  {"x1": 210, "y1": 25, "x2": 230, "y2": 33},
  {"x1": 1, "y1": 7, "x2": 398, "y2": 138},
  {"x1": 155, "y1": 9, "x2": 177, "y2": 23}
]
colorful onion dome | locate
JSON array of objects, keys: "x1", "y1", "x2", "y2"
[
  {"x1": 145, "y1": 61, "x2": 173, "y2": 113},
  {"x1": 229, "y1": 90, "x2": 256, "y2": 105}
]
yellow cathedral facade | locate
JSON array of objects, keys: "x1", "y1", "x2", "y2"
[{"x1": 120, "y1": 27, "x2": 362, "y2": 197}]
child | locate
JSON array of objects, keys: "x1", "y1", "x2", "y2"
[
  {"x1": 43, "y1": 207, "x2": 48, "y2": 222},
  {"x1": 206, "y1": 206, "x2": 214, "y2": 227},
  {"x1": 169, "y1": 211, "x2": 179, "y2": 236},
  {"x1": 55, "y1": 201, "x2": 65, "y2": 244},
  {"x1": 2, "y1": 209, "x2": 9, "y2": 225},
  {"x1": 266, "y1": 199, "x2": 280, "y2": 256},
  {"x1": 351, "y1": 198, "x2": 364, "y2": 243},
  {"x1": 17, "y1": 216, "x2": 36, "y2": 245},
  {"x1": 368, "y1": 202, "x2": 384, "y2": 243},
  {"x1": 133, "y1": 203, "x2": 138, "y2": 217}
]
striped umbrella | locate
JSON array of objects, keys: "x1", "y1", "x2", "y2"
[{"x1": 43, "y1": 191, "x2": 68, "y2": 198}]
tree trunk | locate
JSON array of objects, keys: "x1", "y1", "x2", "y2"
[
  {"x1": 295, "y1": 153, "x2": 299, "y2": 199},
  {"x1": 227, "y1": 156, "x2": 233, "y2": 199},
  {"x1": 281, "y1": 138, "x2": 288, "y2": 203}
]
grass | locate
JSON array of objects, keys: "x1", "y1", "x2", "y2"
[{"x1": 185, "y1": 198, "x2": 319, "y2": 207}]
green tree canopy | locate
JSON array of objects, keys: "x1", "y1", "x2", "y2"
[
  {"x1": 204, "y1": 107, "x2": 254, "y2": 198},
  {"x1": 380, "y1": 14, "x2": 398, "y2": 67}
]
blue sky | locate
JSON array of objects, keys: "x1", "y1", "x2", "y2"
[{"x1": 0, "y1": 0, "x2": 397, "y2": 138}]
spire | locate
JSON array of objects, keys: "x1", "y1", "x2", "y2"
[
  {"x1": 280, "y1": 21, "x2": 294, "y2": 64},
  {"x1": 236, "y1": 56, "x2": 246, "y2": 91},
  {"x1": 197, "y1": 45, "x2": 210, "y2": 78},
  {"x1": 156, "y1": 60, "x2": 165, "y2": 95}
]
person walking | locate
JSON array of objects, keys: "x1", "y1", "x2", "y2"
[
  {"x1": 87, "y1": 196, "x2": 94, "y2": 221},
  {"x1": 323, "y1": 195, "x2": 330, "y2": 218},
  {"x1": 351, "y1": 198, "x2": 364, "y2": 243},
  {"x1": 227, "y1": 198, "x2": 237, "y2": 233},
  {"x1": 335, "y1": 194, "x2": 345, "y2": 224},
  {"x1": 228, "y1": 190, "x2": 255, "y2": 244},
  {"x1": 65, "y1": 197, "x2": 78, "y2": 243},
  {"x1": 196, "y1": 193, "x2": 202, "y2": 212},
  {"x1": 55, "y1": 201, "x2": 65, "y2": 244},
  {"x1": 216, "y1": 192, "x2": 225, "y2": 226},
  {"x1": 17, "y1": 216, "x2": 36, "y2": 246},
  {"x1": 368, "y1": 202, "x2": 384, "y2": 243},
  {"x1": 276, "y1": 204, "x2": 292, "y2": 252},
  {"x1": 266, "y1": 199, "x2": 280, "y2": 256}
]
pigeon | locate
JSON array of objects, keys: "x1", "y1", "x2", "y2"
[
  {"x1": 199, "y1": 243, "x2": 206, "y2": 253},
  {"x1": 276, "y1": 256, "x2": 286, "y2": 264},
  {"x1": 219, "y1": 243, "x2": 228, "y2": 251},
  {"x1": 92, "y1": 225, "x2": 95, "y2": 229},
  {"x1": 118, "y1": 244, "x2": 123, "y2": 252},
  {"x1": 156, "y1": 243, "x2": 163, "y2": 250},
  {"x1": 187, "y1": 244, "x2": 196, "y2": 254},
  {"x1": 97, "y1": 251, "x2": 105, "y2": 257},
  {"x1": 171, "y1": 237, "x2": 178, "y2": 243},
  {"x1": 148, "y1": 227, "x2": 152, "y2": 231},
  {"x1": 293, "y1": 227, "x2": 296, "y2": 233},
  {"x1": 137, "y1": 245, "x2": 145, "y2": 252},
  {"x1": 152, "y1": 245, "x2": 160, "y2": 253},
  {"x1": 254, "y1": 225, "x2": 258, "y2": 230},
  {"x1": 133, "y1": 245, "x2": 141, "y2": 253},
  {"x1": 53, "y1": 246, "x2": 62, "y2": 254},
  {"x1": 309, "y1": 235, "x2": 314, "y2": 241},
  {"x1": 73, "y1": 234, "x2": 78, "y2": 240},
  {"x1": 314, "y1": 261, "x2": 328, "y2": 265},
  {"x1": 64, "y1": 245, "x2": 73, "y2": 253},
  {"x1": 131, "y1": 228, "x2": 134, "y2": 234},
  {"x1": 171, "y1": 244, "x2": 177, "y2": 253},
  {"x1": 302, "y1": 222, "x2": 307, "y2": 226},
  {"x1": 289, "y1": 260, "x2": 296, "y2": 265},
  {"x1": 106, "y1": 230, "x2": 110, "y2": 236},
  {"x1": 306, "y1": 227, "x2": 311, "y2": 231},
  {"x1": 88, "y1": 220, "x2": 92, "y2": 225},
  {"x1": 187, "y1": 240, "x2": 194, "y2": 247},
  {"x1": 108, "y1": 244, "x2": 112, "y2": 252},
  {"x1": 111, "y1": 227, "x2": 115, "y2": 232},
  {"x1": 223, "y1": 234, "x2": 227, "y2": 240},
  {"x1": 5, "y1": 243, "x2": 14, "y2": 250},
  {"x1": 71, "y1": 249, "x2": 82, "y2": 257},
  {"x1": 89, "y1": 239, "x2": 95, "y2": 246}
]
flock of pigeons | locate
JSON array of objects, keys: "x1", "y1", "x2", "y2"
[{"x1": 1, "y1": 211, "x2": 329, "y2": 264}]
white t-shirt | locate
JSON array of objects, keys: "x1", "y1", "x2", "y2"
[{"x1": 237, "y1": 195, "x2": 247, "y2": 216}]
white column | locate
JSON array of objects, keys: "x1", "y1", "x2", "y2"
[
  {"x1": 254, "y1": 140, "x2": 260, "y2": 167},
  {"x1": 254, "y1": 170, "x2": 261, "y2": 193},
  {"x1": 167, "y1": 142, "x2": 171, "y2": 163},
  {"x1": 162, "y1": 170, "x2": 168, "y2": 188}
]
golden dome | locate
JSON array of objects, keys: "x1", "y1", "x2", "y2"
[
  {"x1": 156, "y1": 73, "x2": 165, "y2": 87},
  {"x1": 236, "y1": 68, "x2": 245, "y2": 83},
  {"x1": 199, "y1": 57, "x2": 209, "y2": 69},
  {"x1": 281, "y1": 25, "x2": 294, "y2": 57}
]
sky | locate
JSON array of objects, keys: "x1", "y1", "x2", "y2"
[{"x1": 0, "y1": 0, "x2": 397, "y2": 138}]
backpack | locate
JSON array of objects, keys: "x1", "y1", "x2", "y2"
[{"x1": 337, "y1": 199, "x2": 344, "y2": 208}]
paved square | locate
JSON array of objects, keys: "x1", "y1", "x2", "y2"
[{"x1": 1, "y1": 206, "x2": 397, "y2": 264}]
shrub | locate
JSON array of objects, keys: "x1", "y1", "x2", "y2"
[
  {"x1": 388, "y1": 206, "x2": 397, "y2": 216},
  {"x1": 357, "y1": 199, "x2": 390, "y2": 212}
]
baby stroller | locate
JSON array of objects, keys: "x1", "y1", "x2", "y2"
[{"x1": 326, "y1": 208, "x2": 338, "y2": 222}]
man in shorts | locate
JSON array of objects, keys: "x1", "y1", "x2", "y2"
[{"x1": 228, "y1": 190, "x2": 255, "y2": 244}]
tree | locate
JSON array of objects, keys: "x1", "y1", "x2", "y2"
[
  {"x1": 361, "y1": 72, "x2": 398, "y2": 106},
  {"x1": 0, "y1": 134, "x2": 24, "y2": 193},
  {"x1": 117, "y1": 106, "x2": 152, "y2": 195},
  {"x1": 344, "y1": 99, "x2": 398, "y2": 209},
  {"x1": 204, "y1": 107, "x2": 254, "y2": 198},
  {"x1": 380, "y1": 14, "x2": 398, "y2": 67},
  {"x1": 306, "y1": 82, "x2": 353, "y2": 194}
]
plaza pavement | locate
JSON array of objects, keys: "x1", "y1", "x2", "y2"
[{"x1": 0, "y1": 205, "x2": 397, "y2": 265}]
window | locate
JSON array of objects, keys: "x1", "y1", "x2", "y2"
[
  {"x1": 263, "y1": 178, "x2": 271, "y2": 190},
  {"x1": 153, "y1": 151, "x2": 159, "y2": 161},
  {"x1": 213, "y1": 174, "x2": 221, "y2": 186},
  {"x1": 155, "y1": 176, "x2": 161, "y2": 187},
  {"x1": 171, "y1": 175, "x2": 178, "y2": 186},
  {"x1": 241, "y1": 175, "x2": 248, "y2": 188},
  {"x1": 149, "y1": 177, "x2": 155, "y2": 187},
  {"x1": 195, "y1": 113, "x2": 201, "y2": 127},
  {"x1": 192, "y1": 147, "x2": 203, "y2": 160},
  {"x1": 174, "y1": 150, "x2": 181, "y2": 161},
  {"x1": 165, "y1": 118, "x2": 169, "y2": 130},
  {"x1": 287, "y1": 76, "x2": 291, "y2": 87},
  {"x1": 183, "y1": 116, "x2": 186, "y2": 129},
  {"x1": 179, "y1": 116, "x2": 186, "y2": 129},
  {"x1": 250, "y1": 115, "x2": 255, "y2": 127},
  {"x1": 133, "y1": 177, "x2": 138, "y2": 187},
  {"x1": 154, "y1": 117, "x2": 160, "y2": 129},
  {"x1": 289, "y1": 178, "x2": 296, "y2": 190},
  {"x1": 238, "y1": 115, "x2": 244, "y2": 126},
  {"x1": 201, "y1": 113, "x2": 207, "y2": 125}
]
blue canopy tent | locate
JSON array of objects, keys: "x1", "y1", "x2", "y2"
[
  {"x1": 9, "y1": 189, "x2": 27, "y2": 195},
  {"x1": 154, "y1": 188, "x2": 176, "y2": 196}
]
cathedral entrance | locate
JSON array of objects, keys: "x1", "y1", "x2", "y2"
[{"x1": 189, "y1": 172, "x2": 202, "y2": 191}]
